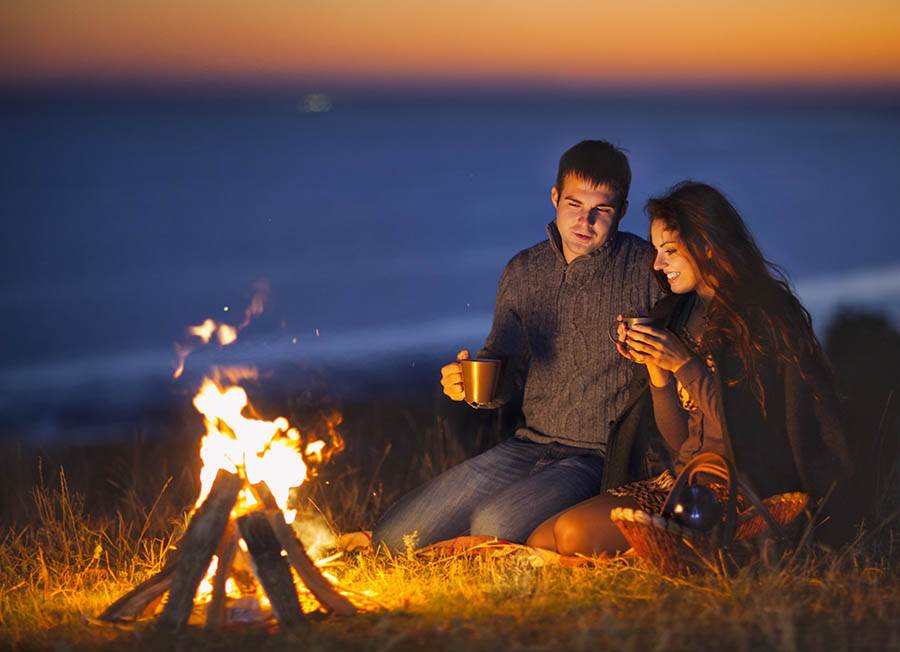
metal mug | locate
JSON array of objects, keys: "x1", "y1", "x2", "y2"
[
  {"x1": 608, "y1": 316, "x2": 663, "y2": 347},
  {"x1": 460, "y1": 358, "x2": 501, "y2": 408}
]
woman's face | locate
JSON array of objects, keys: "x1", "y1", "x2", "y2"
[{"x1": 650, "y1": 220, "x2": 713, "y2": 297}]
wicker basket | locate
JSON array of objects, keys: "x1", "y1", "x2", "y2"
[{"x1": 611, "y1": 453, "x2": 809, "y2": 575}]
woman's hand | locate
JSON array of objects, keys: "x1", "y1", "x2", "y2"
[
  {"x1": 624, "y1": 324, "x2": 694, "y2": 374},
  {"x1": 612, "y1": 315, "x2": 636, "y2": 362}
]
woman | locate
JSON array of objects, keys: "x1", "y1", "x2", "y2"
[{"x1": 528, "y1": 181, "x2": 855, "y2": 556}]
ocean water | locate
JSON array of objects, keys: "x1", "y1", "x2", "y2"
[{"x1": 3, "y1": 88, "x2": 900, "y2": 440}]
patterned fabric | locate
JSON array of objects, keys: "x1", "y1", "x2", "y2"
[
  {"x1": 676, "y1": 380, "x2": 700, "y2": 412},
  {"x1": 608, "y1": 470, "x2": 676, "y2": 513},
  {"x1": 609, "y1": 469, "x2": 748, "y2": 516},
  {"x1": 676, "y1": 354, "x2": 718, "y2": 412},
  {"x1": 674, "y1": 299, "x2": 719, "y2": 413}
]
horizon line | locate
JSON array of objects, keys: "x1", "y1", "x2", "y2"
[{"x1": 3, "y1": 74, "x2": 900, "y2": 98}]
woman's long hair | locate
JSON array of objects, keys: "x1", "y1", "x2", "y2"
[{"x1": 646, "y1": 181, "x2": 830, "y2": 414}]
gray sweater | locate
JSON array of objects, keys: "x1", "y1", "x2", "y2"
[{"x1": 478, "y1": 222, "x2": 661, "y2": 452}]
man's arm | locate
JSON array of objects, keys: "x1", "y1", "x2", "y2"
[{"x1": 475, "y1": 260, "x2": 529, "y2": 409}]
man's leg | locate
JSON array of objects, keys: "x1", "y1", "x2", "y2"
[
  {"x1": 372, "y1": 437, "x2": 545, "y2": 552},
  {"x1": 469, "y1": 453, "x2": 604, "y2": 543}
]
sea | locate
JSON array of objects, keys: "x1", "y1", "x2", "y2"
[{"x1": 3, "y1": 86, "x2": 900, "y2": 442}]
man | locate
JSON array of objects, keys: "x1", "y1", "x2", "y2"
[{"x1": 373, "y1": 140, "x2": 662, "y2": 552}]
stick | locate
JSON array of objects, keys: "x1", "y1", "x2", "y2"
[
  {"x1": 158, "y1": 469, "x2": 244, "y2": 630},
  {"x1": 98, "y1": 556, "x2": 178, "y2": 622},
  {"x1": 237, "y1": 511, "x2": 306, "y2": 628},
  {"x1": 251, "y1": 481, "x2": 356, "y2": 616},
  {"x1": 205, "y1": 521, "x2": 239, "y2": 629}
]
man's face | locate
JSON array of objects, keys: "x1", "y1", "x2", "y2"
[{"x1": 552, "y1": 175, "x2": 626, "y2": 264}]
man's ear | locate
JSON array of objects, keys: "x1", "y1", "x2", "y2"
[
  {"x1": 551, "y1": 186, "x2": 559, "y2": 209},
  {"x1": 618, "y1": 199, "x2": 629, "y2": 221}
]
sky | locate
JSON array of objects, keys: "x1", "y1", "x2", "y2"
[{"x1": 2, "y1": 0, "x2": 900, "y2": 88}]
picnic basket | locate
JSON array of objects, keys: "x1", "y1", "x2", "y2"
[{"x1": 611, "y1": 452, "x2": 808, "y2": 574}]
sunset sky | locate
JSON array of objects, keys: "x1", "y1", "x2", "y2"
[{"x1": 2, "y1": 0, "x2": 900, "y2": 87}]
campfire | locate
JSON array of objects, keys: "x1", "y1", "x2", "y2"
[{"x1": 100, "y1": 288, "x2": 357, "y2": 629}]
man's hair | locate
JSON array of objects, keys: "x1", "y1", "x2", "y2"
[{"x1": 555, "y1": 140, "x2": 631, "y2": 206}]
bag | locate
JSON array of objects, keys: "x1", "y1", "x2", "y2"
[{"x1": 611, "y1": 452, "x2": 809, "y2": 574}]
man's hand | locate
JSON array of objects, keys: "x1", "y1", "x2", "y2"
[{"x1": 440, "y1": 350, "x2": 469, "y2": 401}]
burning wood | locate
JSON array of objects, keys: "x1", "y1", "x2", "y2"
[
  {"x1": 101, "y1": 289, "x2": 354, "y2": 629},
  {"x1": 251, "y1": 480, "x2": 356, "y2": 617},
  {"x1": 158, "y1": 469, "x2": 244, "y2": 629},
  {"x1": 205, "y1": 523, "x2": 239, "y2": 629},
  {"x1": 236, "y1": 511, "x2": 305, "y2": 627},
  {"x1": 100, "y1": 471, "x2": 356, "y2": 629}
]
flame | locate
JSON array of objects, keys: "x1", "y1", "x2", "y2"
[
  {"x1": 217, "y1": 324, "x2": 238, "y2": 346},
  {"x1": 305, "y1": 440, "x2": 326, "y2": 462},
  {"x1": 193, "y1": 377, "x2": 310, "y2": 523},
  {"x1": 190, "y1": 318, "x2": 217, "y2": 343},
  {"x1": 191, "y1": 370, "x2": 343, "y2": 529},
  {"x1": 196, "y1": 555, "x2": 243, "y2": 604},
  {"x1": 239, "y1": 281, "x2": 269, "y2": 329},
  {"x1": 173, "y1": 281, "x2": 270, "y2": 379},
  {"x1": 195, "y1": 555, "x2": 219, "y2": 603},
  {"x1": 171, "y1": 281, "x2": 357, "y2": 614}
]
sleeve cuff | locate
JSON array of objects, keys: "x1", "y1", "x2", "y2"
[
  {"x1": 649, "y1": 378, "x2": 674, "y2": 393},
  {"x1": 673, "y1": 356, "x2": 706, "y2": 386}
]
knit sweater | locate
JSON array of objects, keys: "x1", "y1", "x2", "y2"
[{"x1": 477, "y1": 222, "x2": 660, "y2": 451}]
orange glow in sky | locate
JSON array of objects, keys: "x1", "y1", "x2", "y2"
[{"x1": 2, "y1": 1, "x2": 899, "y2": 86}]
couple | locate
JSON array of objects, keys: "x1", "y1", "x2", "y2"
[{"x1": 373, "y1": 140, "x2": 854, "y2": 556}]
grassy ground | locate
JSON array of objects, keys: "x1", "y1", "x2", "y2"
[
  {"x1": 2, "y1": 321, "x2": 900, "y2": 652},
  {"x1": 2, "y1": 487, "x2": 899, "y2": 651}
]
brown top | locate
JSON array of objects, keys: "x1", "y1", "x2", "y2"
[
  {"x1": 647, "y1": 295, "x2": 728, "y2": 470},
  {"x1": 650, "y1": 356, "x2": 728, "y2": 470}
]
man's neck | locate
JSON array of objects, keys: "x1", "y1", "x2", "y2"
[{"x1": 562, "y1": 230, "x2": 617, "y2": 265}]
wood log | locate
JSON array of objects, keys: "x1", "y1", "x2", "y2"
[
  {"x1": 251, "y1": 481, "x2": 357, "y2": 616},
  {"x1": 237, "y1": 511, "x2": 306, "y2": 628},
  {"x1": 158, "y1": 469, "x2": 244, "y2": 630},
  {"x1": 205, "y1": 521, "x2": 239, "y2": 629},
  {"x1": 97, "y1": 556, "x2": 178, "y2": 622}
]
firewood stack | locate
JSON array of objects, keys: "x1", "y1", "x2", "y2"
[{"x1": 99, "y1": 469, "x2": 356, "y2": 630}]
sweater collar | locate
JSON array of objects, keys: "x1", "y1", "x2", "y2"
[{"x1": 546, "y1": 221, "x2": 621, "y2": 265}]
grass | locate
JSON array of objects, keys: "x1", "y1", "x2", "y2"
[{"x1": 2, "y1": 385, "x2": 899, "y2": 651}]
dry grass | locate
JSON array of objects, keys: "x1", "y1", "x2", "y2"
[
  {"x1": 2, "y1": 483, "x2": 899, "y2": 652},
  {"x1": 2, "y1": 391, "x2": 899, "y2": 651}
]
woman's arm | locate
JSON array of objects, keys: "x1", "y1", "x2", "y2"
[
  {"x1": 673, "y1": 357, "x2": 727, "y2": 442},
  {"x1": 649, "y1": 380, "x2": 690, "y2": 450},
  {"x1": 623, "y1": 323, "x2": 728, "y2": 451}
]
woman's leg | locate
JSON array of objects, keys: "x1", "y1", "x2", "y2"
[
  {"x1": 527, "y1": 492, "x2": 641, "y2": 556},
  {"x1": 527, "y1": 513, "x2": 560, "y2": 551}
]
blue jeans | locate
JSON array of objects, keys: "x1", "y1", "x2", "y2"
[{"x1": 372, "y1": 436, "x2": 604, "y2": 552}]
